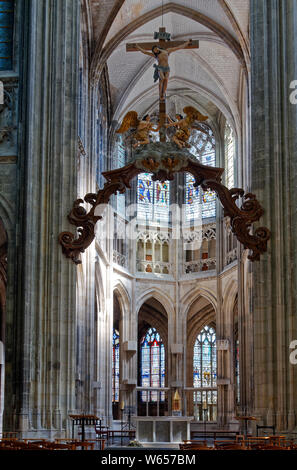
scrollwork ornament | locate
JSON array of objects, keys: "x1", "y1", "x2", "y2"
[
  {"x1": 59, "y1": 151, "x2": 270, "y2": 263},
  {"x1": 201, "y1": 179, "x2": 271, "y2": 261}
]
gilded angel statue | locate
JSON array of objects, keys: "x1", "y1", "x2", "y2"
[
  {"x1": 116, "y1": 111, "x2": 159, "y2": 148},
  {"x1": 166, "y1": 106, "x2": 208, "y2": 149}
]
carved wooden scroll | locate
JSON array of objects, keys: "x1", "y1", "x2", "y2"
[{"x1": 59, "y1": 151, "x2": 270, "y2": 264}]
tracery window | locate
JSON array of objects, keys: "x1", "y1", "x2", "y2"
[
  {"x1": 193, "y1": 325, "x2": 216, "y2": 388},
  {"x1": 224, "y1": 123, "x2": 235, "y2": 189},
  {"x1": 235, "y1": 339, "x2": 240, "y2": 404},
  {"x1": 140, "y1": 327, "x2": 165, "y2": 402},
  {"x1": 0, "y1": 1, "x2": 14, "y2": 71},
  {"x1": 112, "y1": 329, "x2": 120, "y2": 403},
  {"x1": 137, "y1": 173, "x2": 170, "y2": 222},
  {"x1": 193, "y1": 325, "x2": 217, "y2": 420},
  {"x1": 185, "y1": 127, "x2": 216, "y2": 221}
]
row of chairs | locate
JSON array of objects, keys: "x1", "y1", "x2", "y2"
[
  {"x1": 95, "y1": 426, "x2": 135, "y2": 443},
  {"x1": 180, "y1": 435, "x2": 297, "y2": 450},
  {"x1": 0, "y1": 438, "x2": 97, "y2": 451}
]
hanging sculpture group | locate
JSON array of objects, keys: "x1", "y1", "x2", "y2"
[{"x1": 59, "y1": 27, "x2": 270, "y2": 265}]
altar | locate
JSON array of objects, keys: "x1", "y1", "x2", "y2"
[{"x1": 133, "y1": 416, "x2": 193, "y2": 448}]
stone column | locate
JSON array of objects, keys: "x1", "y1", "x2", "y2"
[
  {"x1": 250, "y1": 0, "x2": 297, "y2": 431},
  {"x1": 4, "y1": 0, "x2": 80, "y2": 437}
]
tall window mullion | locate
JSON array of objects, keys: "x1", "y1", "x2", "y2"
[{"x1": 112, "y1": 329, "x2": 120, "y2": 403}]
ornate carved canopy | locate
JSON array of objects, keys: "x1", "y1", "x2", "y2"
[{"x1": 59, "y1": 143, "x2": 270, "y2": 265}]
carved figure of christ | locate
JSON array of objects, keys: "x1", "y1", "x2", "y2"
[{"x1": 126, "y1": 28, "x2": 199, "y2": 140}]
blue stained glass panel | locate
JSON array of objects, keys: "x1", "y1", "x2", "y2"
[
  {"x1": 140, "y1": 327, "x2": 165, "y2": 402},
  {"x1": 193, "y1": 325, "x2": 216, "y2": 389},
  {"x1": 137, "y1": 173, "x2": 169, "y2": 222},
  {"x1": 137, "y1": 173, "x2": 153, "y2": 220},
  {"x1": 0, "y1": 1, "x2": 14, "y2": 71},
  {"x1": 112, "y1": 329, "x2": 120, "y2": 402},
  {"x1": 185, "y1": 128, "x2": 216, "y2": 220}
]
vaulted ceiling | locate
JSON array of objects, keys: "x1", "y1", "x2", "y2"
[{"x1": 87, "y1": 0, "x2": 250, "y2": 132}]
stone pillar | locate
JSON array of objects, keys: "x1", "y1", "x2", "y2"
[
  {"x1": 250, "y1": 0, "x2": 297, "y2": 431},
  {"x1": 4, "y1": 0, "x2": 80, "y2": 437}
]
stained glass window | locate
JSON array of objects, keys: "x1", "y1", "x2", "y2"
[
  {"x1": 193, "y1": 325, "x2": 216, "y2": 388},
  {"x1": 235, "y1": 339, "x2": 240, "y2": 404},
  {"x1": 224, "y1": 123, "x2": 235, "y2": 189},
  {"x1": 185, "y1": 174, "x2": 201, "y2": 220},
  {"x1": 193, "y1": 325, "x2": 217, "y2": 420},
  {"x1": 137, "y1": 173, "x2": 170, "y2": 222},
  {"x1": 0, "y1": 1, "x2": 14, "y2": 71},
  {"x1": 140, "y1": 327, "x2": 165, "y2": 402},
  {"x1": 185, "y1": 127, "x2": 216, "y2": 220},
  {"x1": 112, "y1": 329, "x2": 120, "y2": 403}
]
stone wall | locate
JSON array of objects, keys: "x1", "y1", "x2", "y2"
[
  {"x1": 251, "y1": 0, "x2": 297, "y2": 431},
  {"x1": 3, "y1": 0, "x2": 80, "y2": 438}
]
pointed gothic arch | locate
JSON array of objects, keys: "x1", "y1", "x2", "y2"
[
  {"x1": 91, "y1": 3, "x2": 246, "y2": 82},
  {"x1": 185, "y1": 294, "x2": 217, "y2": 419},
  {"x1": 136, "y1": 287, "x2": 174, "y2": 322},
  {"x1": 137, "y1": 296, "x2": 169, "y2": 416}
]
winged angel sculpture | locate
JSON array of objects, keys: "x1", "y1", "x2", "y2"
[
  {"x1": 166, "y1": 106, "x2": 208, "y2": 148},
  {"x1": 116, "y1": 111, "x2": 160, "y2": 148}
]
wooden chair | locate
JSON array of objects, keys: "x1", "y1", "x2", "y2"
[
  {"x1": 0, "y1": 444, "x2": 18, "y2": 450},
  {"x1": 180, "y1": 440, "x2": 212, "y2": 450},
  {"x1": 263, "y1": 445, "x2": 289, "y2": 450},
  {"x1": 268, "y1": 435, "x2": 286, "y2": 446},
  {"x1": 95, "y1": 425, "x2": 109, "y2": 438},
  {"x1": 214, "y1": 440, "x2": 246, "y2": 450},
  {"x1": 41, "y1": 442, "x2": 76, "y2": 450},
  {"x1": 180, "y1": 444, "x2": 212, "y2": 450},
  {"x1": 0, "y1": 440, "x2": 47, "y2": 450},
  {"x1": 55, "y1": 439, "x2": 95, "y2": 450}
]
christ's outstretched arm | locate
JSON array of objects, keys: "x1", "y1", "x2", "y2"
[
  {"x1": 135, "y1": 44, "x2": 154, "y2": 57},
  {"x1": 167, "y1": 40, "x2": 192, "y2": 54}
]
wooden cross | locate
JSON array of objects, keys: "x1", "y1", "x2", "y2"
[{"x1": 126, "y1": 27, "x2": 199, "y2": 141}]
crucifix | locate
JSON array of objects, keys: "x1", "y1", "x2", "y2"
[{"x1": 126, "y1": 27, "x2": 199, "y2": 141}]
